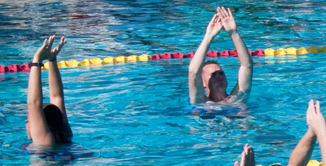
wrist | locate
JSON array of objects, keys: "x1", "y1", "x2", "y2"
[
  {"x1": 228, "y1": 30, "x2": 238, "y2": 36},
  {"x1": 32, "y1": 56, "x2": 43, "y2": 63},
  {"x1": 307, "y1": 128, "x2": 317, "y2": 138},
  {"x1": 316, "y1": 130, "x2": 326, "y2": 138},
  {"x1": 203, "y1": 34, "x2": 215, "y2": 42}
]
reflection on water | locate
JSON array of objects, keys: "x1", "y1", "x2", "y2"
[
  {"x1": 1, "y1": 0, "x2": 326, "y2": 165},
  {"x1": 2, "y1": 0, "x2": 326, "y2": 64}
]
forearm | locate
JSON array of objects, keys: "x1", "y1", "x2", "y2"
[
  {"x1": 317, "y1": 132, "x2": 326, "y2": 164},
  {"x1": 288, "y1": 130, "x2": 316, "y2": 166},
  {"x1": 48, "y1": 60, "x2": 69, "y2": 120},
  {"x1": 230, "y1": 31, "x2": 253, "y2": 67},
  {"x1": 189, "y1": 35, "x2": 213, "y2": 74},
  {"x1": 27, "y1": 57, "x2": 43, "y2": 106},
  {"x1": 49, "y1": 60, "x2": 64, "y2": 99}
]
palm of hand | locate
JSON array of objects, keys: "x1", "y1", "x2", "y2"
[
  {"x1": 35, "y1": 46, "x2": 51, "y2": 62},
  {"x1": 207, "y1": 22, "x2": 222, "y2": 36},
  {"x1": 221, "y1": 17, "x2": 236, "y2": 33}
]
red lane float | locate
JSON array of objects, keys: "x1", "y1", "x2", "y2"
[
  {"x1": 220, "y1": 50, "x2": 230, "y2": 57},
  {"x1": 21, "y1": 63, "x2": 31, "y2": 72},
  {"x1": 152, "y1": 54, "x2": 161, "y2": 60},
  {"x1": 0, "y1": 65, "x2": 8, "y2": 73},
  {"x1": 230, "y1": 50, "x2": 238, "y2": 57},
  {"x1": 253, "y1": 49, "x2": 264, "y2": 56},
  {"x1": 8, "y1": 64, "x2": 22, "y2": 72},
  {"x1": 207, "y1": 51, "x2": 219, "y2": 57},
  {"x1": 0, "y1": 49, "x2": 267, "y2": 73},
  {"x1": 184, "y1": 52, "x2": 195, "y2": 58},
  {"x1": 162, "y1": 53, "x2": 172, "y2": 59},
  {"x1": 172, "y1": 52, "x2": 184, "y2": 59}
]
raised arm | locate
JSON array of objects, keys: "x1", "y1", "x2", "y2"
[
  {"x1": 306, "y1": 100, "x2": 326, "y2": 165},
  {"x1": 217, "y1": 7, "x2": 253, "y2": 95},
  {"x1": 188, "y1": 12, "x2": 222, "y2": 104},
  {"x1": 288, "y1": 128, "x2": 316, "y2": 166},
  {"x1": 27, "y1": 36, "x2": 55, "y2": 145},
  {"x1": 48, "y1": 36, "x2": 72, "y2": 138}
]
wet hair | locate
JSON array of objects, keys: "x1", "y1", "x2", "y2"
[
  {"x1": 207, "y1": 70, "x2": 227, "y2": 102},
  {"x1": 203, "y1": 61, "x2": 220, "y2": 67},
  {"x1": 43, "y1": 103, "x2": 71, "y2": 144}
]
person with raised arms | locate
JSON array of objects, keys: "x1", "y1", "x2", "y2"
[
  {"x1": 188, "y1": 6, "x2": 253, "y2": 104},
  {"x1": 26, "y1": 35, "x2": 72, "y2": 146}
]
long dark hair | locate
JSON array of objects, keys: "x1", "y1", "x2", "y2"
[{"x1": 43, "y1": 104, "x2": 71, "y2": 144}]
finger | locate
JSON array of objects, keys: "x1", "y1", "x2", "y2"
[
  {"x1": 248, "y1": 146, "x2": 255, "y2": 165},
  {"x1": 309, "y1": 100, "x2": 315, "y2": 115},
  {"x1": 311, "y1": 100, "x2": 316, "y2": 114},
  {"x1": 222, "y1": 6, "x2": 229, "y2": 17},
  {"x1": 209, "y1": 14, "x2": 218, "y2": 25},
  {"x1": 216, "y1": 14, "x2": 222, "y2": 23},
  {"x1": 244, "y1": 144, "x2": 249, "y2": 155},
  {"x1": 316, "y1": 101, "x2": 321, "y2": 114},
  {"x1": 240, "y1": 152, "x2": 245, "y2": 166},
  {"x1": 48, "y1": 35, "x2": 55, "y2": 50},
  {"x1": 217, "y1": 7, "x2": 225, "y2": 18},
  {"x1": 228, "y1": 8, "x2": 234, "y2": 18},
  {"x1": 41, "y1": 39, "x2": 48, "y2": 48},
  {"x1": 307, "y1": 101, "x2": 312, "y2": 123},
  {"x1": 58, "y1": 36, "x2": 66, "y2": 50},
  {"x1": 234, "y1": 161, "x2": 240, "y2": 166}
]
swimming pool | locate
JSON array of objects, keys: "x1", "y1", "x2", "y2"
[{"x1": 1, "y1": 0, "x2": 326, "y2": 165}]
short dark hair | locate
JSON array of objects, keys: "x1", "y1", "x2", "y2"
[
  {"x1": 203, "y1": 61, "x2": 219, "y2": 67},
  {"x1": 43, "y1": 104, "x2": 71, "y2": 144}
]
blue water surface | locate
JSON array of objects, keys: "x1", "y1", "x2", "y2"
[{"x1": 1, "y1": 0, "x2": 326, "y2": 165}]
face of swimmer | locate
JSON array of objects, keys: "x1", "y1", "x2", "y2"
[{"x1": 201, "y1": 63, "x2": 227, "y2": 97}]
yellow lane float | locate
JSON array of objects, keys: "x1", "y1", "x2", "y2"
[
  {"x1": 297, "y1": 47, "x2": 309, "y2": 54},
  {"x1": 115, "y1": 56, "x2": 127, "y2": 63},
  {"x1": 68, "y1": 60, "x2": 81, "y2": 67},
  {"x1": 58, "y1": 61, "x2": 69, "y2": 68},
  {"x1": 81, "y1": 59, "x2": 92, "y2": 66},
  {"x1": 91, "y1": 58, "x2": 104, "y2": 65},
  {"x1": 104, "y1": 57, "x2": 115, "y2": 64},
  {"x1": 265, "y1": 48, "x2": 275, "y2": 56},
  {"x1": 127, "y1": 55, "x2": 139, "y2": 62},
  {"x1": 319, "y1": 46, "x2": 326, "y2": 53},
  {"x1": 286, "y1": 47, "x2": 297, "y2": 55},
  {"x1": 275, "y1": 48, "x2": 287, "y2": 56},
  {"x1": 308, "y1": 46, "x2": 319, "y2": 53},
  {"x1": 43, "y1": 62, "x2": 49, "y2": 70},
  {"x1": 307, "y1": 160, "x2": 322, "y2": 166},
  {"x1": 139, "y1": 54, "x2": 151, "y2": 61}
]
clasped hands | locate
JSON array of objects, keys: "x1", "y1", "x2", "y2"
[
  {"x1": 205, "y1": 6, "x2": 237, "y2": 38},
  {"x1": 306, "y1": 100, "x2": 326, "y2": 137}
]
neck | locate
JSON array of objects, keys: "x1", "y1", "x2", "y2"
[{"x1": 208, "y1": 91, "x2": 228, "y2": 102}]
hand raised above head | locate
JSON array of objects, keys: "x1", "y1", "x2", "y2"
[
  {"x1": 48, "y1": 36, "x2": 67, "y2": 61},
  {"x1": 205, "y1": 12, "x2": 223, "y2": 38},
  {"x1": 306, "y1": 100, "x2": 326, "y2": 137},
  {"x1": 33, "y1": 36, "x2": 67, "y2": 63},
  {"x1": 217, "y1": 6, "x2": 237, "y2": 35},
  {"x1": 33, "y1": 35, "x2": 55, "y2": 63}
]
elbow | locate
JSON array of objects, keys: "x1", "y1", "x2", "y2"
[
  {"x1": 241, "y1": 63, "x2": 253, "y2": 69},
  {"x1": 188, "y1": 68, "x2": 201, "y2": 78},
  {"x1": 27, "y1": 100, "x2": 42, "y2": 109}
]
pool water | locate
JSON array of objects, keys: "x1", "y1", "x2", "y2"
[{"x1": 1, "y1": 0, "x2": 326, "y2": 165}]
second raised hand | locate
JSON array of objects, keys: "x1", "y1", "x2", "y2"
[
  {"x1": 306, "y1": 100, "x2": 326, "y2": 137},
  {"x1": 217, "y1": 6, "x2": 237, "y2": 35}
]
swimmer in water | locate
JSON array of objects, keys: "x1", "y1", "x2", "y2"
[
  {"x1": 288, "y1": 100, "x2": 326, "y2": 165},
  {"x1": 188, "y1": 6, "x2": 253, "y2": 104},
  {"x1": 26, "y1": 35, "x2": 73, "y2": 145}
]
